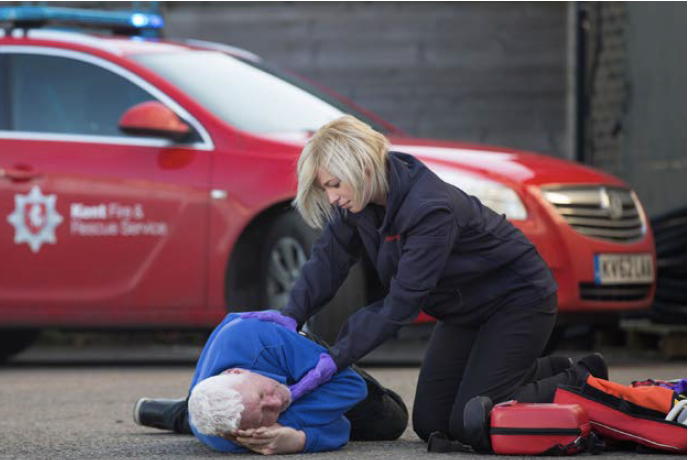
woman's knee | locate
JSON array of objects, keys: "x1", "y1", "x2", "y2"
[
  {"x1": 447, "y1": 410, "x2": 467, "y2": 443},
  {"x1": 411, "y1": 420, "x2": 432, "y2": 442},
  {"x1": 412, "y1": 405, "x2": 444, "y2": 442},
  {"x1": 413, "y1": 404, "x2": 468, "y2": 443}
]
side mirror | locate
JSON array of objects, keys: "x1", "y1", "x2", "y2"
[{"x1": 119, "y1": 101, "x2": 192, "y2": 141}]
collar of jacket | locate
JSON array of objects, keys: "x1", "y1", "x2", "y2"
[{"x1": 348, "y1": 151, "x2": 425, "y2": 234}]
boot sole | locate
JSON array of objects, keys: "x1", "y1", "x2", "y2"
[{"x1": 133, "y1": 397, "x2": 152, "y2": 426}]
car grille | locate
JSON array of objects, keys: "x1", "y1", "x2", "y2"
[
  {"x1": 579, "y1": 283, "x2": 652, "y2": 301},
  {"x1": 542, "y1": 186, "x2": 646, "y2": 242}
]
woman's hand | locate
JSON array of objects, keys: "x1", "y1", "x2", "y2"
[
  {"x1": 239, "y1": 310, "x2": 297, "y2": 332},
  {"x1": 289, "y1": 353, "x2": 337, "y2": 401},
  {"x1": 233, "y1": 423, "x2": 306, "y2": 455}
]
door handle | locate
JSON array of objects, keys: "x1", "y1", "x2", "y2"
[{"x1": 1, "y1": 166, "x2": 41, "y2": 182}]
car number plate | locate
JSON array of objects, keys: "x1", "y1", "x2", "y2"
[{"x1": 594, "y1": 254, "x2": 654, "y2": 285}]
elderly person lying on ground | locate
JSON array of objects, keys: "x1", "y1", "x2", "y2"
[{"x1": 133, "y1": 312, "x2": 408, "y2": 454}]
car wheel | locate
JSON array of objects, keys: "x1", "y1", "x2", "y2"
[
  {"x1": 259, "y1": 211, "x2": 366, "y2": 344},
  {"x1": 0, "y1": 329, "x2": 40, "y2": 362}
]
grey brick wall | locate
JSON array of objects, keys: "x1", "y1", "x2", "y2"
[
  {"x1": 163, "y1": 2, "x2": 569, "y2": 157},
  {"x1": 582, "y1": 2, "x2": 628, "y2": 177},
  {"x1": 623, "y1": 2, "x2": 686, "y2": 217},
  {"x1": 581, "y1": 1, "x2": 686, "y2": 217}
]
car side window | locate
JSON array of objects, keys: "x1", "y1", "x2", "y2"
[
  {"x1": 9, "y1": 53, "x2": 155, "y2": 137},
  {"x1": 0, "y1": 54, "x2": 8, "y2": 130}
]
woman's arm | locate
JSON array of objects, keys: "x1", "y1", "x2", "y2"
[
  {"x1": 329, "y1": 207, "x2": 457, "y2": 369},
  {"x1": 282, "y1": 210, "x2": 362, "y2": 327}
]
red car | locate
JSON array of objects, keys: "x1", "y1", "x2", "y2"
[{"x1": 0, "y1": 9, "x2": 655, "y2": 359}]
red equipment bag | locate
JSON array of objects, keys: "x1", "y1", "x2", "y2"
[
  {"x1": 554, "y1": 377, "x2": 686, "y2": 454},
  {"x1": 490, "y1": 400, "x2": 591, "y2": 455}
]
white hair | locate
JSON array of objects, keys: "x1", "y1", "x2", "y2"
[{"x1": 188, "y1": 373, "x2": 246, "y2": 435}]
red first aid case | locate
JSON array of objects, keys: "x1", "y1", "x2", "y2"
[{"x1": 490, "y1": 401, "x2": 591, "y2": 455}]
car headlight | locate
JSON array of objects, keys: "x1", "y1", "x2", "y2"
[{"x1": 431, "y1": 167, "x2": 528, "y2": 220}]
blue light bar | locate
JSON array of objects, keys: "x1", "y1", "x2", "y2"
[{"x1": 0, "y1": 6, "x2": 164, "y2": 31}]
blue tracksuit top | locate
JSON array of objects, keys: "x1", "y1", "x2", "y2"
[
  {"x1": 189, "y1": 314, "x2": 367, "y2": 453},
  {"x1": 283, "y1": 152, "x2": 558, "y2": 370}
]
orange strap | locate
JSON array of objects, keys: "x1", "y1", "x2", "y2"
[{"x1": 587, "y1": 375, "x2": 674, "y2": 414}]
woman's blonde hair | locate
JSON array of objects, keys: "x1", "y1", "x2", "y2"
[{"x1": 294, "y1": 115, "x2": 389, "y2": 229}]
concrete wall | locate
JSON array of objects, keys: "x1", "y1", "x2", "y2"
[
  {"x1": 622, "y1": 2, "x2": 686, "y2": 217},
  {"x1": 163, "y1": 2, "x2": 569, "y2": 157},
  {"x1": 582, "y1": 2, "x2": 686, "y2": 217},
  {"x1": 582, "y1": 2, "x2": 628, "y2": 176}
]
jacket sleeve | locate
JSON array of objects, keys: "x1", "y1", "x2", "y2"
[
  {"x1": 276, "y1": 327, "x2": 368, "y2": 424},
  {"x1": 279, "y1": 367, "x2": 366, "y2": 452},
  {"x1": 301, "y1": 418, "x2": 352, "y2": 452},
  {"x1": 286, "y1": 366, "x2": 367, "y2": 425},
  {"x1": 273, "y1": 328, "x2": 367, "y2": 451},
  {"x1": 281, "y1": 210, "x2": 362, "y2": 327},
  {"x1": 329, "y1": 207, "x2": 457, "y2": 369}
]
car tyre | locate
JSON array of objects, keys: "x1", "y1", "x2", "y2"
[{"x1": 0, "y1": 329, "x2": 40, "y2": 362}]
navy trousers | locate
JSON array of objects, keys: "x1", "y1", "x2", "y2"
[{"x1": 412, "y1": 293, "x2": 582, "y2": 443}]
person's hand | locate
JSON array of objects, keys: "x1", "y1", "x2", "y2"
[
  {"x1": 239, "y1": 310, "x2": 297, "y2": 332},
  {"x1": 289, "y1": 353, "x2": 337, "y2": 401},
  {"x1": 233, "y1": 424, "x2": 306, "y2": 455},
  {"x1": 220, "y1": 431, "x2": 240, "y2": 444}
]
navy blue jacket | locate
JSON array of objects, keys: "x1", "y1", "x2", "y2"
[
  {"x1": 283, "y1": 152, "x2": 557, "y2": 370},
  {"x1": 189, "y1": 314, "x2": 367, "y2": 453}
]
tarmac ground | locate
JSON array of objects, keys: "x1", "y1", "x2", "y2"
[{"x1": 0, "y1": 343, "x2": 685, "y2": 460}]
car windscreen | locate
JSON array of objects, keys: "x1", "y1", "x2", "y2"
[{"x1": 130, "y1": 50, "x2": 389, "y2": 135}]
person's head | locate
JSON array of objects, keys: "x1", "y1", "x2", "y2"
[
  {"x1": 294, "y1": 115, "x2": 390, "y2": 229},
  {"x1": 188, "y1": 368, "x2": 292, "y2": 436}
]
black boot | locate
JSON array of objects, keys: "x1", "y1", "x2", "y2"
[
  {"x1": 427, "y1": 431, "x2": 475, "y2": 453},
  {"x1": 548, "y1": 356, "x2": 575, "y2": 375},
  {"x1": 133, "y1": 397, "x2": 191, "y2": 434},
  {"x1": 526, "y1": 355, "x2": 574, "y2": 382},
  {"x1": 577, "y1": 353, "x2": 609, "y2": 381},
  {"x1": 346, "y1": 375, "x2": 409, "y2": 441},
  {"x1": 463, "y1": 395, "x2": 494, "y2": 453}
]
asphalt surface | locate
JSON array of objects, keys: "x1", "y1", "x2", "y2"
[{"x1": 0, "y1": 346, "x2": 685, "y2": 460}]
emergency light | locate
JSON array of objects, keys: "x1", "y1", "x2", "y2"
[{"x1": 0, "y1": 6, "x2": 164, "y2": 36}]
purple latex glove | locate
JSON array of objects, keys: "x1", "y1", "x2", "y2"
[
  {"x1": 661, "y1": 378, "x2": 687, "y2": 394},
  {"x1": 289, "y1": 353, "x2": 337, "y2": 401},
  {"x1": 239, "y1": 310, "x2": 297, "y2": 332}
]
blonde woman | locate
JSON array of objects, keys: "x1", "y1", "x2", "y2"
[{"x1": 249, "y1": 115, "x2": 607, "y2": 450}]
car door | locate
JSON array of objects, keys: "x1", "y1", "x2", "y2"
[{"x1": 0, "y1": 47, "x2": 212, "y2": 325}]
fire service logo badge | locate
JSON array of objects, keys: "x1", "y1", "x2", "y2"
[{"x1": 7, "y1": 186, "x2": 63, "y2": 253}]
